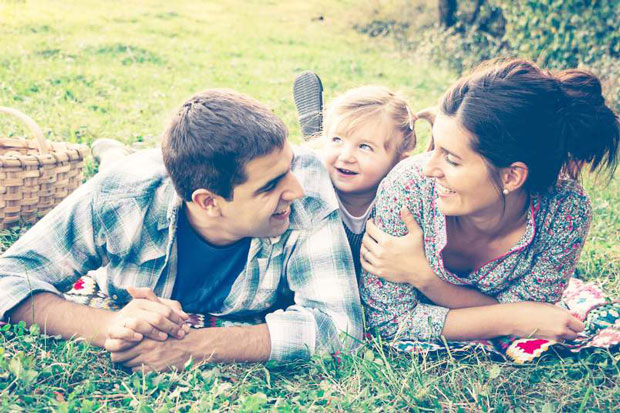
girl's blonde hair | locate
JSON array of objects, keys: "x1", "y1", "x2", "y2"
[{"x1": 322, "y1": 86, "x2": 416, "y2": 155}]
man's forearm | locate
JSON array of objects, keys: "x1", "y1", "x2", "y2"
[
  {"x1": 185, "y1": 323, "x2": 271, "y2": 363},
  {"x1": 8, "y1": 292, "x2": 114, "y2": 347}
]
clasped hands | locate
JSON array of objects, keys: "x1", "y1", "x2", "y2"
[{"x1": 104, "y1": 287, "x2": 192, "y2": 372}]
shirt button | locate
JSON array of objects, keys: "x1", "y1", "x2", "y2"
[{"x1": 112, "y1": 295, "x2": 118, "y2": 300}]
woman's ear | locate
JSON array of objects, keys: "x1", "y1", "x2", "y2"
[
  {"x1": 501, "y1": 162, "x2": 529, "y2": 193},
  {"x1": 191, "y1": 189, "x2": 222, "y2": 217}
]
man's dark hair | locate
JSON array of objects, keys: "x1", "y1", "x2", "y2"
[{"x1": 162, "y1": 89, "x2": 287, "y2": 201}]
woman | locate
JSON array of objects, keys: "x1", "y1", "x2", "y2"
[{"x1": 360, "y1": 58, "x2": 619, "y2": 343}]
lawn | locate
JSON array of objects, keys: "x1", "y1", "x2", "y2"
[{"x1": 0, "y1": 0, "x2": 618, "y2": 411}]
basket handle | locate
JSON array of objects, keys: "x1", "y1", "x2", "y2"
[{"x1": 0, "y1": 106, "x2": 48, "y2": 155}]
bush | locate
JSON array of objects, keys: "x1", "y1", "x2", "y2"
[
  {"x1": 498, "y1": 0, "x2": 618, "y2": 69},
  {"x1": 355, "y1": 0, "x2": 619, "y2": 110}
]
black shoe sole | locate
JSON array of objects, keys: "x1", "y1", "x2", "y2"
[{"x1": 293, "y1": 71, "x2": 324, "y2": 140}]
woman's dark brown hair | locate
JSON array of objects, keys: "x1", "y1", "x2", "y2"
[{"x1": 440, "y1": 58, "x2": 619, "y2": 193}]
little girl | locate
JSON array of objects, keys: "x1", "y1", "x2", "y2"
[{"x1": 302, "y1": 85, "x2": 417, "y2": 276}]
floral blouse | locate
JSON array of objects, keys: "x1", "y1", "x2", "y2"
[{"x1": 360, "y1": 153, "x2": 593, "y2": 342}]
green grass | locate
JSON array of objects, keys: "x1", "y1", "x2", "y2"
[{"x1": 0, "y1": 0, "x2": 618, "y2": 411}]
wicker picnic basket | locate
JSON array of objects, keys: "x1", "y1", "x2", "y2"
[{"x1": 0, "y1": 107, "x2": 89, "y2": 229}]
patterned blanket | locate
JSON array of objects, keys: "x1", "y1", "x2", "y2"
[{"x1": 3, "y1": 277, "x2": 617, "y2": 363}]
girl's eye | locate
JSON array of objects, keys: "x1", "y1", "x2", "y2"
[
  {"x1": 331, "y1": 137, "x2": 342, "y2": 144},
  {"x1": 359, "y1": 143, "x2": 373, "y2": 152}
]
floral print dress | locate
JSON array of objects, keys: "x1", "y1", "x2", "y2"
[{"x1": 361, "y1": 153, "x2": 593, "y2": 342}]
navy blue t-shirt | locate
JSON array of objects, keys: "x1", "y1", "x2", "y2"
[{"x1": 171, "y1": 208, "x2": 251, "y2": 314}]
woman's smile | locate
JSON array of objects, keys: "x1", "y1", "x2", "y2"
[{"x1": 435, "y1": 181, "x2": 456, "y2": 197}]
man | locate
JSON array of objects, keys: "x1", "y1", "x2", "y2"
[{"x1": 0, "y1": 89, "x2": 362, "y2": 371}]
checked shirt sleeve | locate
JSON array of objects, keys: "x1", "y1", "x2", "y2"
[
  {"x1": 0, "y1": 180, "x2": 105, "y2": 320},
  {"x1": 265, "y1": 210, "x2": 363, "y2": 361}
]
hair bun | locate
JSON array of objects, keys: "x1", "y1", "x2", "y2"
[
  {"x1": 556, "y1": 69, "x2": 605, "y2": 107},
  {"x1": 553, "y1": 69, "x2": 618, "y2": 178}
]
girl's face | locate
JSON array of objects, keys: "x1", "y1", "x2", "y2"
[
  {"x1": 423, "y1": 113, "x2": 503, "y2": 217},
  {"x1": 322, "y1": 118, "x2": 402, "y2": 197}
]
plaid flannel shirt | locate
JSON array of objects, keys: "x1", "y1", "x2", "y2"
[{"x1": 0, "y1": 148, "x2": 363, "y2": 361}]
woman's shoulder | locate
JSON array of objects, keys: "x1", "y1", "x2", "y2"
[
  {"x1": 535, "y1": 178, "x2": 593, "y2": 235},
  {"x1": 381, "y1": 152, "x2": 433, "y2": 189},
  {"x1": 541, "y1": 179, "x2": 591, "y2": 211}
]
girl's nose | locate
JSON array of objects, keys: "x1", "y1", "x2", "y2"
[{"x1": 338, "y1": 145, "x2": 356, "y2": 162}]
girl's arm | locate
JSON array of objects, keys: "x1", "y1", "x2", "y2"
[{"x1": 362, "y1": 208, "x2": 497, "y2": 309}]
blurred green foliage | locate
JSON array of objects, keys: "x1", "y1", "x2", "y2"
[
  {"x1": 498, "y1": 0, "x2": 617, "y2": 69},
  {"x1": 356, "y1": 0, "x2": 618, "y2": 110}
]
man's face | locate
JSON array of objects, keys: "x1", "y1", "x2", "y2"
[{"x1": 217, "y1": 143, "x2": 305, "y2": 239}]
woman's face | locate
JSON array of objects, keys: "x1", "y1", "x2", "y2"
[{"x1": 423, "y1": 113, "x2": 503, "y2": 217}]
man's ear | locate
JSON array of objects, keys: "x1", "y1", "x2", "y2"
[
  {"x1": 191, "y1": 189, "x2": 222, "y2": 217},
  {"x1": 501, "y1": 162, "x2": 529, "y2": 193}
]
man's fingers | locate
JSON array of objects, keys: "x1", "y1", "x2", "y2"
[
  {"x1": 128, "y1": 288, "x2": 189, "y2": 321},
  {"x1": 125, "y1": 317, "x2": 169, "y2": 341},
  {"x1": 139, "y1": 299, "x2": 186, "y2": 326},
  {"x1": 159, "y1": 298, "x2": 189, "y2": 320},
  {"x1": 132, "y1": 364, "x2": 154, "y2": 373},
  {"x1": 110, "y1": 347, "x2": 140, "y2": 363},
  {"x1": 108, "y1": 325, "x2": 143, "y2": 342},
  {"x1": 128, "y1": 286, "x2": 160, "y2": 302},
  {"x1": 139, "y1": 310, "x2": 186, "y2": 339},
  {"x1": 105, "y1": 338, "x2": 138, "y2": 353},
  {"x1": 110, "y1": 346, "x2": 143, "y2": 363}
]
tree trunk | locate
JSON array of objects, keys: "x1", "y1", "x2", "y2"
[{"x1": 438, "y1": 0, "x2": 457, "y2": 28}]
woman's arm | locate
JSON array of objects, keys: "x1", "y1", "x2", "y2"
[
  {"x1": 442, "y1": 301, "x2": 585, "y2": 341},
  {"x1": 362, "y1": 208, "x2": 497, "y2": 309}
]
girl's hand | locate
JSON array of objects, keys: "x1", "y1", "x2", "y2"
[
  {"x1": 361, "y1": 208, "x2": 434, "y2": 288},
  {"x1": 508, "y1": 301, "x2": 585, "y2": 341}
]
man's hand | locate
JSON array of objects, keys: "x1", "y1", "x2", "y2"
[
  {"x1": 111, "y1": 336, "x2": 194, "y2": 373},
  {"x1": 361, "y1": 208, "x2": 435, "y2": 288},
  {"x1": 111, "y1": 324, "x2": 272, "y2": 372},
  {"x1": 104, "y1": 287, "x2": 190, "y2": 352}
]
